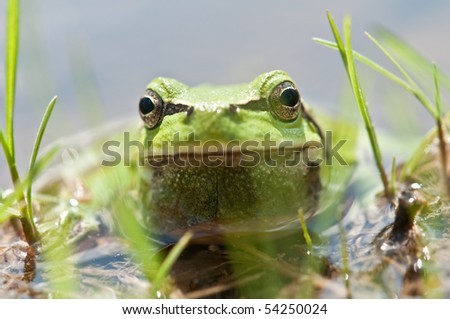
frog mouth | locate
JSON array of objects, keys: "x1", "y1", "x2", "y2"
[{"x1": 144, "y1": 143, "x2": 322, "y2": 168}]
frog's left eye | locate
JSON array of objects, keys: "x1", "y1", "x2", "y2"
[
  {"x1": 139, "y1": 89, "x2": 164, "y2": 129},
  {"x1": 269, "y1": 81, "x2": 301, "y2": 121}
]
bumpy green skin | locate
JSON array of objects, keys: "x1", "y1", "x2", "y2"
[{"x1": 140, "y1": 70, "x2": 322, "y2": 234}]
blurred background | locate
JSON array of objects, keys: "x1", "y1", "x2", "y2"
[{"x1": 1, "y1": 0, "x2": 450, "y2": 187}]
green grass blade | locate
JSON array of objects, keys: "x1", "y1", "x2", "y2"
[
  {"x1": 21, "y1": 145, "x2": 58, "y2": 243},
  {"x1": 0, "y1": 186, "x2": 26, "y2": 223},
  {"x1": 0, "y1": 128, "x2": 20, "y2": 186},
  {"x1": 0, "y1": 129, "x2": 13, "y2": 167},
  {"x1": 298, "y1": 208, "x2": 313, "y2": 254},
  {"x1": 376, "y1": 28, "x2": 450, "y2": 93},
  {"x1": 30, "y1": 144, "x2": 59, "y2": 179},
  {"x1": 0, "y1": 204, "x2": 21, "y2": 223},
  {"x1": 326, "y1": 11, "x2": 348, "y2": 71},
  {"x1": 400, "y1": 129, "x2": 437, "y2": 179},
  {"x1": 365, "y1": 33, "x2": 416, "y2": 88},
  {"x1": 0, "y1": 163, "x2": 37, "y2": 225},
  {"x1": 365, "y1": 32, "x2": 436, "y2": 118},
  {"x1": 28, "y1": 97, "x2": 58, "y2": 170},
  {"x1": 5, "y1": 0, "x2": 20, "y2": 160},
  {"x1": 312, "y1": 37, "x2": 337, "y2": 49},
  {"x1": 151, "y1": 231, "x2": 193, "y2": 296},
  {"x1": 26, "y1": 96, "x2": 57, "y2": 219},
  {"x1": 433, "y1": 63, "x2": 442, "y2": 118},
  {"x1": 433, "y1": 63, "x2": 449, "y2": 193},
  {"x1": 313, "y1": 38, "x2": 416, "y2": 94},
  {"x1": 390, "y1": 157, "x2": 397, "y2": 196},
  {"x1": 344, "y1": 19, "x2": 366, "y2": 119},
  {"x1": 344, "y1": 20, "x2": 391, "y2": 199},
  {"x1": 325, "y1": 13, "x2": 391, "y2": 200}
]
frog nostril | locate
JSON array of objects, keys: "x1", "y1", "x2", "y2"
[
  {"x1": 229, "y1": 104, "x2": 240, "y2": 114},
  {"x1": 186, "y1": 106, "x2": 195, "y2": 116}
]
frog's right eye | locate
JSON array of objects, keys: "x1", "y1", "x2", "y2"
[
  {"x1": 268, "y1": 81, "x2": 301, "y2": 121},
  {"x1": 139, "y1": 89, "x2": 164, "y2": 129}
]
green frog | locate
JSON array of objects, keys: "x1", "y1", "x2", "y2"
[{"x1": 138, "y1": 70, "x2": 323, "y2": 235}]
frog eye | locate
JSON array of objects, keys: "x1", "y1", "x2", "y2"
[
  {"x1": 269, "y1": 81, "x2": 301, "y2": 121},
  {"x1": 139, "y1": 89, "x2": 164, "y2": 129}
]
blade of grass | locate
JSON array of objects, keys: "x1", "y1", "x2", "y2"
[
  {"x1": 376, "y1": 28, "x2": 450, "y2": 93},
  {"x1": 3, "y1": 0, "x2": 25, "y2": 240},
  {"x1": 0, "y1": 177, "x2": 28, "y2": 221},
  {"x1": 151, "y1": 231, "x2": 193, "y2": 296},
  {"x1": 315, "y1": 34, "x2": 438, "y2": 119},
  {"x1": 433, "y1": 63, "x2": 449, "y2": 193},
  {"x1": 0, "y1": 203, "x2": 21, "y2": 223},
  {"x1": 0, "y1": 143, "x2": 57, "y2": 240},
  {"x1": 326, "y1": 11, "x2": 348, "y2": 71},
  {"x1": 1, "y1": 128, "x2": 24, "y2": 235},
  {"x1": 26, "y1": 96, "x2": 57, "y2": 230},
  {"x1": 5, "y1": 0, "x2": 19, "y2": 160},
  {"x1": 400, "y1": 128, "x2": 437, "y2": 179},
  {"x1": 0, "y1": 129, "x2": 20, "y2": 187},
  {"x1": 434, "y1": 63, "x2": 442, "y2": 120},
  {"x1": 326, "y1": 12, "x2": 392, "y2": 200},
  {"x1": 0, "y1": 129, "x2": 14, "y2": 173},
  {"x1": 365, "y1": 32, "x2": 436, "y2": 118},
  {"x1": 316, "y1": 27, "x2": 449, "y2": 189},
  {"x1": 2, "y1": 0, "x2": 59, "y2": 245},
  {"x1": 298, "y1": 208, "x2": 313, "y2": 254},
  {"x1": 313, "y1": 38, "x2": 414, "y2": 92},
  {"x1": 365, "y1": 33, "x2": 417, "y2": 91},
  {"x1": 344, "y1": 22, "x2": 369, "y2": 121},
  {"x1": 390, "y1": 157, "x2": 397, "y2": 196},
  {"x1": 20, "y1": 146, "x2": 59, "y2": 243},
  {"x1": 344, "y1": 20, "x2": 391, "y2": 199}
]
